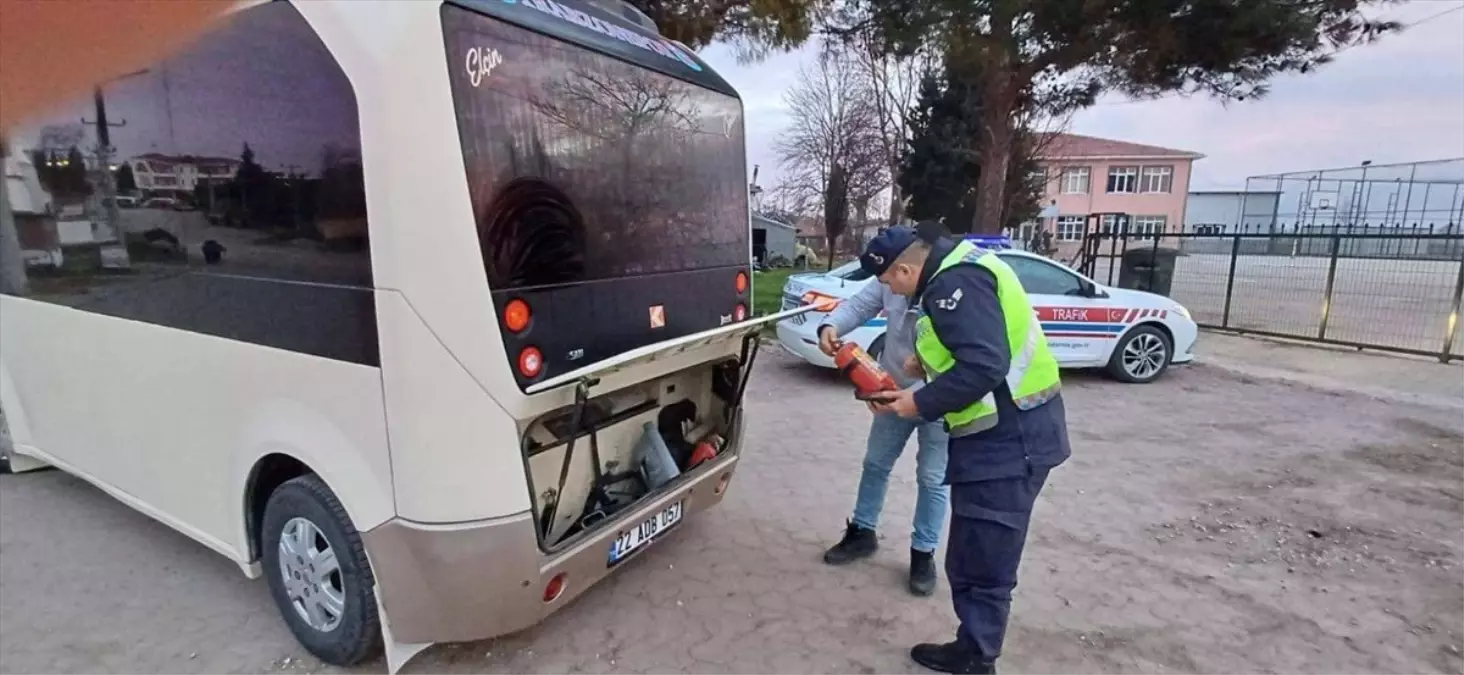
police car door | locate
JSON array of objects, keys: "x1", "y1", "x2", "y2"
[{"x1": 998, "y1": 254, "x2": 1119, "y2": 364}]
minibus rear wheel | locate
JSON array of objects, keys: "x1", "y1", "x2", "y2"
[{"x1": 261, "y1": 474, "x2": 383, "y2": 665}]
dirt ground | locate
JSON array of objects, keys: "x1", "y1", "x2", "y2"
[{"x1": 1, "y1": 341, "x2": 1461, "y2": 674}]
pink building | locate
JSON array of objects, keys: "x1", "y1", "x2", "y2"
[{"x1": 1024, "y1": 133, "x2": 1205, "y2": 256}]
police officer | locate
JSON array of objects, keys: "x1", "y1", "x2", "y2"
[{"x1": 863, "y1": 222, "x2": 1071, "y2": 675}]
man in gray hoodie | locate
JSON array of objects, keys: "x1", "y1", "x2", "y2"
[{"x1": 817, "y1": 225, "x2": 949, "y2": 596}]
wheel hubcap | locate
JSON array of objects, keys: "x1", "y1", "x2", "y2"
[
  {"x1": 1123, "y1": 334, "x2": 1167, "y2": 379},
  {"x1": 278, "y1": 517, "x2": 345, "y2": 632}
]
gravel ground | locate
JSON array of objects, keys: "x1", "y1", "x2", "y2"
[{"x1": 1, "y1": 346, "x2": 1461, "y2": 674}]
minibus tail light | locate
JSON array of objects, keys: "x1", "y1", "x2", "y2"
[
  {"x1": 733, "y1": 303, "x2": 748, "y2": 322},
  {"x1": 504, "y1": 299, "x2": 531, "y2": 333},
  {"x1": 518, "y1": 346, "x2": 544, "y2": 378},
  {"x1": 544, "y1": 572, "x2": 567, "y2": 602},
  {"x1": 735, "y1": 271, "x2": 749, "y2": 294}
]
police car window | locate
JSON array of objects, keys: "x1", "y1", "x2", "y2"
[{"x1": 1002, "y1": 255, "x2": 1084, "y2": 296}]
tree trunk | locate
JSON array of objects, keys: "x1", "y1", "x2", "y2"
[
  {"x1": 888, "y1": 177, "x2": 904, "y2": 226},
  {"x1": 973, "y1": 99, "x2": 1014, "y2": 235}
]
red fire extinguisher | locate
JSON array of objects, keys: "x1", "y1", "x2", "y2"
[
  {"x1": 834, "y1": 343, "x2": 898, "y2": 399},
  {"x1": 689, "y1": 434, "x2": 723, "y2": 468}
]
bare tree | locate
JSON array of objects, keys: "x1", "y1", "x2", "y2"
[
  {"x1": 774, "y1": 51, "x2": 887, "y2": 259},
  {"x1": 848, "y1": 34, "x2": 932, "y2": 226}
]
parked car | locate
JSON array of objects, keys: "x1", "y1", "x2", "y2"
[{"x1": 775, "y1": 248, "x2": 1197, "y2": 383}]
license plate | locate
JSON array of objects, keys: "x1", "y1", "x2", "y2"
[{"x1": 607, "y1": 501, "x2": 683, "y2": 566}]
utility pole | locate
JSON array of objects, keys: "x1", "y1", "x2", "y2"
[{"x1": 82, "y1": 84, "x2": 132, "y2": 268}]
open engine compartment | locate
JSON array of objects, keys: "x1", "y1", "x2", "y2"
[{"x1": 521, "y1": 355, "x2": 748, "y2": 550}]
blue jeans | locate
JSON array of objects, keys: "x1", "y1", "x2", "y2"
[{"x1": 851, "y1": 412, "x2": 950, "y2": 553}]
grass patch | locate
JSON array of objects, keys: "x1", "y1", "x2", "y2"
[{"x1": 753, "y1": 268, "x2": 798, "y2": 317}]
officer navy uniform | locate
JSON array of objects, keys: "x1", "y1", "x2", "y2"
[{"x1": 859, "y1": 226, "x2": 1071, "y2": 674}]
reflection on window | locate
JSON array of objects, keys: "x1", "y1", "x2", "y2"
[
  {"x1": 0, "y1": 2, "x2": 378, "y2": 365},
  {"x1": 1004, "y1": 256, "x2": 1084, "y2": 296},
  {"x1": 445, "y1": 12, "x2": 747, "y2": 290}
]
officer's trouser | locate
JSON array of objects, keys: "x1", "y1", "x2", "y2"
[{"x1": 945, "y1": 467, "x2": 1051, "y2": 662}]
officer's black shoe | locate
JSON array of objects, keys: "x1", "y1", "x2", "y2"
[
  {"x1": 823, "y1": 521, "x2": 877, "y2": 565},
  {"x1": 910, "y1": 640, "x2": 995, "y2": 674},
  {"x1": 909, "y1": 548, "x2": 937, "y2": 596}
]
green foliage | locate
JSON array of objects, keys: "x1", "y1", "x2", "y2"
[
  {"x1": 854, "y1": 0, "x2": 1398, "y2": 103},
  {"x1": 844, "y1": 0, "x2": 1401, "y2": 232},
  {"x1": 899, "y1": 64, "x2": 1044, "y2": 233},
  {"x1": 899, "y1": 68, "x2": 979, "y2": 230},
  {"x1": 625, "y1": 0, "x2": 825, "y2": 52}
]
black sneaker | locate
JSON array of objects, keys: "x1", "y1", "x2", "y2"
[
  {"x1": 822, "y1": 521, "x2": 877, "y2": 565},
  {"x1": 910, "y1": 640, "x2": 994, "y2": 674},
  {"x1": 909, "y1": 548, "x2": 937, "y2": 596}
]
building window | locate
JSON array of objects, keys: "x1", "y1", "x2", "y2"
[
  {"x1": 1140, "y1": 165, "x2": 1173, "y2": 193},
  {"x1": 1192, "y1": 223, "x2": 1224, "y2": 235},
  {"x1": 1107, "y1": 166, "x2": 1138, "y2": 193},
  {"x1": 1100, "y1": 214, "x2": 1126, "y2": 234},
  {"x1": 1055, "y1": 215, "x2": 1085, "y2": 241},
  {"x1": 1132, "y1": 216, "x2": 1166, "y2": 239},
  {"x1": 1061, "y1": 167, "x2": 1090, "y2": 194}
]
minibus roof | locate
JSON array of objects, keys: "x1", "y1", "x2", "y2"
[{"x1": 447, "y1": 0, "x2": 739, "y2": 99}]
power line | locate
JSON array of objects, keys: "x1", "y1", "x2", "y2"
[{"x1": 1088, "y1": 2, "x2": 1463, "y2": 108}]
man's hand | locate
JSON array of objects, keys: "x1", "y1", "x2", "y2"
[
  {"x1": 818, "y1": 326, "x2": 842, "y2": 357},
  {"x1": 904, "y1": 354, "x2": 925, "y2": 379},
  {"x1": 868, "y1": 388, "x2": 920, "y2": 419}
]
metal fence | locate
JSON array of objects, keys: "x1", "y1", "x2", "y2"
[{"x1": 1069, "y1": 229, "x2": 1464, "y2": 363}]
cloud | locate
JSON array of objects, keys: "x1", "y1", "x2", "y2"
[{"x1": 698, "y1": 0, "x2": 1464, "y2": 196}]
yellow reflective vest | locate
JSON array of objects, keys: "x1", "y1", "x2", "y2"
[{"x1": 913, "y1": 241, "x2": 1062, "y2": 436}]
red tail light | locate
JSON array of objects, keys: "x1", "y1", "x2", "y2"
[
  {"x1": 735, "y1": 271, "x2": 749, "y2": 294},
  {"x1": 733, "y1": 303, "x2": 748, "y2": 322},
  {"x1": 504, "y1": 299, "x2": 532, "y2": 333},
  {"x1": 518, "y1": 346, "x2": 544, "y2": 378},
  {"x1": 543, "y1": 572, "x2": 567, "y2": 602}
]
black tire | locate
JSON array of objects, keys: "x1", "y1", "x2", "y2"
[
  {"x1": 867, "y1": 334, "x2": 887, "y2": 360},
  {"x1": 1106, "y1": 325, "x2": 1172, "y2": 384},
  {"x1": 261, "y1": 474, "x2": 382, "y2": 666}
]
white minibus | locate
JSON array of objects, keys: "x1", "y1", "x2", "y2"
[{"x1": 0, "y1": 0, "x2": 804, "y2": 670}]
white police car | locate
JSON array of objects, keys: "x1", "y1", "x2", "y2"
[{"x1": 774, "y1": 248, "x2": 1197, "y2": 383}]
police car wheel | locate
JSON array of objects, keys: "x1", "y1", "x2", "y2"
[
  {"x1": 1108, "y1": 325, "x2": 1171, "y2": 383},
  {"x1": 867, "y1": 335, "x2": 886, "y2": 360}
]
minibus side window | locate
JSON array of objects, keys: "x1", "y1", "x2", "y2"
[{"x1": 0, "y1": 3, "x2": 379, "y2": 366}]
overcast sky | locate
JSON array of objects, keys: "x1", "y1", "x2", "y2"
[{"x1": 700, "y1": 0, "x2": 1464, "y2": 193}]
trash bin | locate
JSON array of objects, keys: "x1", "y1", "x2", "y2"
[{"x1": 1118, "y1": 247, "x2": 1180, "y2": 296}]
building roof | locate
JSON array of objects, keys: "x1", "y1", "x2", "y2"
[
  {"x1": 1037, "y1": 133, "x2": 1204, "y2": 161},
  {"x1": 751, "y1": 213, "x2": 797, "y2": 231}
]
